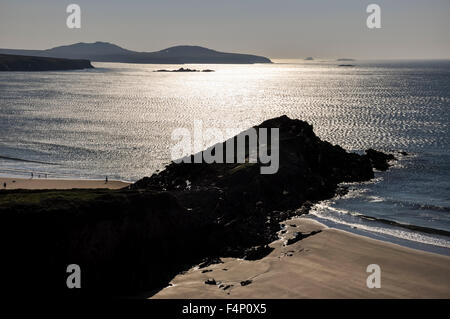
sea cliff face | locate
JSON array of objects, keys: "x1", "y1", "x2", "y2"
[
  {"x1": 0, "y1": 116, "x2": 394, "y2": 296},
  {"x1": 0, "y1": 54, "x2": 94, "y2": 71}
]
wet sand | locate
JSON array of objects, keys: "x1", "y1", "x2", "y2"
[{"x1": 153, "y1": 218, "x2": 450, "y2": 299}]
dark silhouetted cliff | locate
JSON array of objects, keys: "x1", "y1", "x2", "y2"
[
  {"x1": 0, "y1": 54, "x2": 93, "y2": 71},
  {"x1": 0, "y1": 116, "x2": 394, "y2": 297}
]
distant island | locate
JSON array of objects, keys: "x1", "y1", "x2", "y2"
[
  {"x1": 155, "y1": 67, "x2": 214, "y2": 72},
  {"x1": 338, "y1": 64, "x2": 355, "y2": 67},
  {"x1": 337, "y1": 58, "x2": 356, "y2": 61},
  {"x1": 0, "y1": 42, "x2": 272, "y2": 64},
  {"x1": 304, "y1": 57, "x2": 314, "y2": 60},
  {"x1": 0, "y1": 54, "x2": 93, "y2": 71}
]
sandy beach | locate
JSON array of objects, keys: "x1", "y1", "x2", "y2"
[
  {"x1": 153, "y1": 218, "x2": 450, "y2": 299},
  {"x1": 0, "y1": 177, "x2": 130, "y2": 190}
]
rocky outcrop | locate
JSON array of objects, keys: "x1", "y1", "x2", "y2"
[
  {"x1": 133, "y1": 115, "x2": 394, "y2": 273},
  {"x1": 0, "y1": 116, "x2": 394, "y2": 297},
  {"x1": 366, "y1": 148, "x2": 396, "y2": 171}
]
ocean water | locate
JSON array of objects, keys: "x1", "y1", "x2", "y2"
[{"x1": 1, "y1": 60, "x2": 449, "y2": 254}]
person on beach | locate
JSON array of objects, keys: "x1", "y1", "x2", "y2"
[
  {"x1": 31, "y1": 172, "x2": 33, "y2": 179},
  {"x1": 105, "y1": 176, "x2": 108, "y2": 184},
  {"x1": 3, "y1": 182, "x2": 6, "y2": 189}
]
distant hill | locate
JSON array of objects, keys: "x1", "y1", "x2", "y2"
[
  {"x1": 0, "y1": 54, "x2": 93, "y2": 71},
  {"x1": 0, "y1": 42, "x2": 272, "y2": 64}
]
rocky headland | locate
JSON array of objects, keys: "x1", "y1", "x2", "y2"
[
  {"x1": 0, "y1": 115, "x2": 395, "y2": 297},
  {"x1": 0, "y1": 54, "x2": 94, "y2": 71}
]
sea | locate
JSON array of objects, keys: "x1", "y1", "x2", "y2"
[{"x1": 1, "y1": 59, "x2": 449, "y2": 255}]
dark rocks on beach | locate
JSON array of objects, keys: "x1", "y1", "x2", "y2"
[
  {"x1": 335, "y1": 186, "x2": 349, "y2": 197},
  {"x1": 243, "y1": 245, "x2": 274, "y2": 260},
  {"x1": 286, "y1": 230, "x2": 322, "y2": 246},
  {"x1": 201, "y1": 269, "x2": 213, "y2": 273},
  {"x1": 198, "y1": 257, "x2": 224, "y2": 269},
  {"x1": 240, "y1": 280, "x2": 253, "y2": 286},
  {"x1": 204, "y1": 278, "x2": 217, "y2": 285},
  {"x1": 0, "y1": 115, "x2": 395, "y2": 297}
]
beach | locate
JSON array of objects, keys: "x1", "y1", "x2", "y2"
[
  {"x1": 153, "y1": 218, "x2": 450, "y2": 299},
  {"x1": 1, "y1": 0, "x2": 449, "y2": 305},
  {"x1": 0, "y1": 177, "x2": 130, "y2": 190}
]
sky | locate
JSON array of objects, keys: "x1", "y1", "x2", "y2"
[{"x1": 0, "y1": 0, "x2": 449, "y2": 59}]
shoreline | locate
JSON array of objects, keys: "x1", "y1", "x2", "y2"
[
  {"x1": 0, "y1": 177, "x2": 131, "y2": 190},
  {"x1": 307, "y1": 214, "x2": 450, "y2": 257},
  {"x1": 3, "y1": 174, "x2": 448, "y2": 258},
  {"x1": 152, "y1": 218, "x2": 450, "y2": 299},
  {"x1": 2, "y1": 175, "x2": 448, "y2": 257}
]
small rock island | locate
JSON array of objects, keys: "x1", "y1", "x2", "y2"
[
  {"x1": 155, "y1": 67, "x2": 215, "y2": 73},
  {"x1": 0, "y1": 115, "x2": 396, "y2": 297}
]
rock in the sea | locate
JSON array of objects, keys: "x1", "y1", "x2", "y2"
[
  {"x1": 155, "y1": 67, "x2": 215, "y2": 73},
  {"x1": 366, "y1": 148, "x2": 396, "y2": 171}
]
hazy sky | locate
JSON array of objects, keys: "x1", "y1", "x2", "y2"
[{"x1": 0, "y1": 0, "x2": 449, "y2": 59}]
